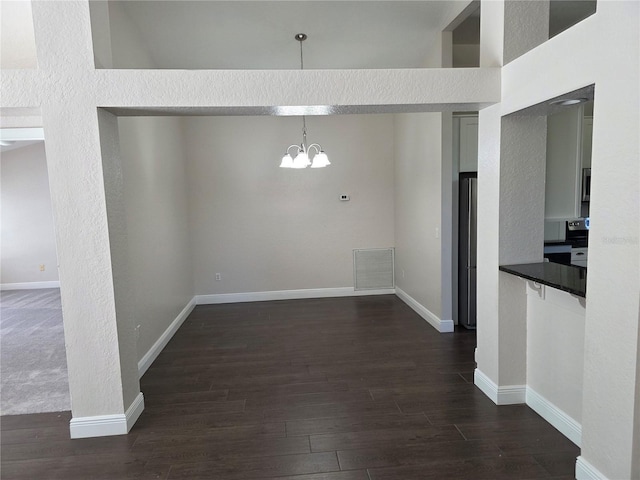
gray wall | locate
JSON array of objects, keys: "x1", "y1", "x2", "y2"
[
  {"x1": 184, "y1": 114, "x2": 396, "y2": 295},
  {"x1": 1, "y1": 142, "x2": 58, "y2": 285}
]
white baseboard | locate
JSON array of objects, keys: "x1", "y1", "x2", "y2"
[
  {"x1": 196, "y1": 287, "x2": 396, "y2": 305},
  {"x1": 474, "y1": 368, "x2": 526, "y2": 405},
  {"x1": 125, "y1": 392, "x2": 145, "y2": 432},
  {"x1": 69, "y1": 392, "x2": 144, "y2": 439},
  {"x1": 138, "y1": 297, "x2": 197, "y2": 377},
  {"x1": 394, "y1": 287, "x2": 454, "y2": 333},
  {"x1": 0, "y1": 281, "x2": 60, "y2": 291},
  {"x1": 526, "y1": 386, "x2": 581, "y2": 447},
  {"x1": 576, "y1": 456, "x2": 609, "y2": 480}
]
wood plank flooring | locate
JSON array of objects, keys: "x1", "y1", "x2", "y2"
[{"x1": 1, "y1": 295, "x2": 579, "y2": 479}]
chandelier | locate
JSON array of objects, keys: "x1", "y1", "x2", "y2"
[{"x1": 280, "y1": 33, "x2": 330, "y2": 169}]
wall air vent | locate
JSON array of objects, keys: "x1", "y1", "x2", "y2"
[{"x1": 353, "y1": 248, "x2": 395, "y2": 290}]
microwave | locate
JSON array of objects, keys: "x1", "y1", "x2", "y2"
[{"x1": 582, "y1": 168, "x2": 591, "y2": 202}]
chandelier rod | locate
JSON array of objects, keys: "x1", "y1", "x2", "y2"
[
  {"x1": 297, "y1": 33, "x2": 308, "y2": 149},
  {"x1": 299, "y1": 33, "x2": 305, "y2": 70}
]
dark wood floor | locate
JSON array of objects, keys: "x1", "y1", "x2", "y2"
[{"x1": 1, "y1": 295, "x2": 579, "y2": 479}]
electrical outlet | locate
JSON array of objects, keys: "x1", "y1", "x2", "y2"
[
  {"x1": 135, "y1": 325, "x2": 141, "y2": 341},
  {"x1": 39, "y1": 264, "x2": 45, "y2": 272},
  {"x1": 215, "y1": 273, "x2": 222, "y2": 281}
]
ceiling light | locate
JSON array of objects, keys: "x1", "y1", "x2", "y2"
[
  {"x1": 0, "y1": 140, "x2": 15, "y2": 147},
  {"x1": 280, "y1": 33, "x2": 330, "y2": 169},
  {"x1": 549, "y1": 98, "x2": 588, "y2": 106}
]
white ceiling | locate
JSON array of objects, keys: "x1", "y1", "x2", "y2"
[{"x1": 116, "y1": 1, "x2": 469, "y2": 69}]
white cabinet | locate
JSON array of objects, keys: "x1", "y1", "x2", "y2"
[{"x1": 545, "y1": 105, "x2": 583, "y2": 220}]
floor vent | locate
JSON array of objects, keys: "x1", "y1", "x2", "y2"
[{"x1": 353, "y1": 248, "x2": 395, "y2": 290}]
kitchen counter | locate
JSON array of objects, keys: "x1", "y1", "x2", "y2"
[{"x1": 499, "y1": 262, "x2": 587, "y2": 298}]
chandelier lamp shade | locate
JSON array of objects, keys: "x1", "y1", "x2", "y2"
[{"x1": 280, "y1": 33, "x2": 330, "y2": 169}]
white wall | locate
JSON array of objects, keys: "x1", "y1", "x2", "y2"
[
  {"x1": 89, "y1": 0, "x2": 155, "y2": 69},
  {"x1": 527, "y1": 285, "x2": 585, "y2": 427},
  {"x1": 453, "y1": 45, "x2": 480, "y2": 68},
  {"x1": 503, "y1": 0, "x2": 549, "y2": 65},
  {"x1": 98, "y1": 110, "x2": 142, "y2": 416},
  {"x1": 0, "y1": 142, "x2": 58, "y2": 285},
  {"x1": 0, "y1": 0, "x2": 37, "y2": 69},
  {"x1": 107, "y1": 0, "x2": 155, "y2": 69},
  {"x1": 88, "y1": 0, "x2": 113, "y2": 69},
  {"x1": 118, "y1": 117, "x2": 194, "y2": 367},
  {"x1": 185, "y1": 114, "x2": 395, "y2": 295},
  {"x1": 394, "y1": 113, "x2": 444, "y2": 320},
  {"x1": 393, "y1": 32, "x2": 454, "y2": 331}
]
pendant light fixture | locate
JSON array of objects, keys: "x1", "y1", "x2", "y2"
[{"x1": 280, "y1": 33, "x2": 330, "y2": 169}]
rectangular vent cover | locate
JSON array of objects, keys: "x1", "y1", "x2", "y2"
[{"x1": 353, "y1": 248, "x2": 395, "y2": 290}]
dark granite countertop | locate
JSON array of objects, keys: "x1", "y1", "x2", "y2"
[{"x1": 499, "y1": 262, "x2": 587, "y2": 298}]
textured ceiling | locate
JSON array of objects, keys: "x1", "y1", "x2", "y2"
[{"x1": 116, "y1": 1, "x2": 468, "y2": 69}]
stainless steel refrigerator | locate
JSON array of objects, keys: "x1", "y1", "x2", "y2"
[{"x1": 459, "y1": 174, "x2": 477, "y2": 329}]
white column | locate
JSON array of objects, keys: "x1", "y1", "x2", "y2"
[
  {"x1": 476, "y1": 102, "x2": 502, "y2": 385},
  {"x1": 475, "y1": 0, "x2": 548, "y2": 401},
  {"x1": 31, "y1": 0, "x2": 142, "y2": 438},
  {"x1": 475, "y1": 0, "x2": 505, "y2": 393},
  {"x1": 476, "y1": 110, "x2": 547, "y2": 401}
]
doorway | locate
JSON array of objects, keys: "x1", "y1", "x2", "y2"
[{"x1": 0, "y1": 128, "x2": 70, "y2": 415}]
